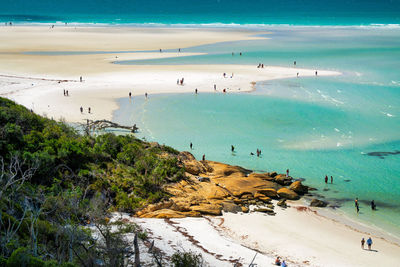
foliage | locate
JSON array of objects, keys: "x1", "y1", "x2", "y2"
[
  {"x1": 0, "y1": 97, "x2": 187, "y2": 265},
  {"x1": 171, "y1": 250, "x2": 204, "y2": 267}
]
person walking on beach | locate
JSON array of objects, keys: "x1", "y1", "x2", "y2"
[
  {"x1": 66, "y1": 90, "x2": 69, "y2": 96},
  {"x1": 195, "y1": 88, "x2": 198, "y2": 94},
  {"x1": 88, "y1": 107, "x2": 91, "y2": 114},
  {"x1": 63, "y1": 89, "x2": 66, "y2": 96},
  {"x1": 145, "y1": 92, "x2": 148, "y2": 99},
  {"x1": 80, "y1": 76, "x2": 82, "y2": 82},
  {"x1": 325, "y1": 175, "x2": 328, "y2": 184},
  {"x1": 315, "y1": 70, "x2": 318, "y2": 76},
  {"x1": 331, "y1": 176, "x2": 333, "y2": 184},
  {"x1": 129, "y1": 92, "x2": 131, "y2": 98},
  {"x1": 297, "y1": 72, "x2": 299, "y2": 78},
  {"x1": 177, "y1": 79, "x2": 179, "y2": 85},
  {"x1": 214, "y1": 84, "x2": 216, "y2": 90},
  {"x1": 294, "y1": 61, "x2": 296, "y2": 66},
  {"x1": 80, "y1": 106, "x2": 83, "y2": 113},
  {"x1": 190, "y1": 142, "x2": 193, "y2": 150},
  {"x1": 361, "y1": 237, "x2": 365, "y2": 249},
  {"x1": 367, "y1": 237, "x2": 373, "y2": 250}
]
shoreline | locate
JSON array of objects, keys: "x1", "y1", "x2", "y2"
[
  {"x1": 3, "y1": 22, "x2": 400, "y2": 29},
  {"x1": 0, "y1": 26, "x2": 340, "y2": 123}
]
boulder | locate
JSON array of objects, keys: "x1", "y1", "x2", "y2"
[
  {"x1": 191, "y1": 204, "x2": 222, "y2": 216},
  {"x1": 310, "y1": 198, "x2": 328, "y2": 207},
  {"x1": 277, "y1": 188, "x2": 299, "y2": 200},
  {"x1": 277, "y1": 199, "x2": 287, "y2": 208},
  {"x1": 222, "y1": 202, "x2": 242, "y2": 213},
  {"x1": 275, "y1": 174, "x2": 292, "y2": 186},
  {"x1": 257, "y1": 188, "x2": 278, "y2": 198},
  {"x1": 289, "y1": 181, "x2": 308, "y2": 194},
  {"x1": 241, "y1": 206, "x2": 249, "y2": 213},
  {"x1": 258, "y1": 196, "x2": 272, "y2": 203},
  {"x1": 269, "y1": 172, "x2": 278, "y2": 177},
  {"x1": 247, "y1": 173, "x2": 275, "y2": 181},
  {"x1": 254, "y1": 208, "x2": 276, "y2": 215},
  {"x1": 178, "y1": 151, "x2": 207, "y2": 175}
]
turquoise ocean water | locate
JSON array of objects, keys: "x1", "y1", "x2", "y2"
[
  {"x1": 113, "y1": 27, "x2": 400, "y2": 238},
  {"x1": 2, "y1": 0, "x2": 400, "y2": 239}
]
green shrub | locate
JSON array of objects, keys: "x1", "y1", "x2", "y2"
[{"x1": 171, "y1": 250, "x2": 204, "y2": 267}]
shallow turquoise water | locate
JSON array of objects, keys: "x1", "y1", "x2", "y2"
[{"x1": 113, "y1": 27, "x2": 400, "y2": 237}]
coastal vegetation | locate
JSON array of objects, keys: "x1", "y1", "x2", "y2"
[{"x1": 0, "y1": 97, "x2": 186, "y2": 266}]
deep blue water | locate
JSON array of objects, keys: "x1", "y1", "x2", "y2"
[{"x1": 1, "y1": 0, "x2": 400, "y2": 26}]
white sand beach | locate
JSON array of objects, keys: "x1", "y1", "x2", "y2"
[
  {"x1": 0, "y1": 26, "x2": 340, "y2": 122},
  {"x1": 113, "y1": 202, "x2": 400, "y2": 267}
]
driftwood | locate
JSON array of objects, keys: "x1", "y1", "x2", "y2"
[{"x1": 84, "y1": 119, "x2": 138, "y2": 134}]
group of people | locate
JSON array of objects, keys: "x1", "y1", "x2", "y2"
[
  {"x1": 275, "y1": 257, "x2": 287, "y2": 266},
  {"x1": 232, "y1": 52, "x2": 243, "y2": 56},
  {"x1": 63, "y1": 89, "x2": 69, "y2": 96},
  {"x1": 257, "y1": 63, "x2": 265, "y2": 68},
  {"x1": 250, "y1": 149, "x2": 262, "y2": 157},
  {"x1": 361, "y1": 237, "x2": 373, "y2": 250},
  {"x1": 355, "y1": 198, "x2": 377, "y2": 213},
  {"x1": 80, "y1": 106, "x2": 91, "y2": 114},
  {"x1": 222, "y1": 72, "x2": 234, "y2": 78},
  {"x1": 177, "y1": 78, "x2": 185, "y2": 85},
  {"x1": 324, "y1": 175, "x2": 333, "y2": 184}
]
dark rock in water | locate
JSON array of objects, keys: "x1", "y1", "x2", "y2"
[
  {"x1": 308, "y1": 187, "x2": 317, "y2": 191},
  {"x1": 344, "y1": 179, "x2": 351, "y2": 182},
  {"x1": 366, "y1": 150, "x2": 400, "y2": 159},
  {"x1": 310, "y1": 198, "x2": 328, "y2": 207},
  {"x1": 323, "y1": 188, "x2": 330, "y2": 191},
  {"x1": 269, "y1": 171, "x2": 278, "y2": 177}
]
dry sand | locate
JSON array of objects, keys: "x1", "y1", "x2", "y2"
[{"x1": 0, "y1": 26, "x2": 340, "y2": 122}]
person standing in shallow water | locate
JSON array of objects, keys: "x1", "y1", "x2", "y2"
[
  {"x1": 190, "y1": 142, "x2": 193, "y2": 150},
  {"x1": 331, "y1": 176, "x2": 333, "y2": 184},
  {"x1": 325, "y1": 175, "x2": 328, "y2": 184},
  {"x1": 371, "y1": 200, "x2": 376, "y2": 210},
  {"x1": 286, "y1": 169, "x2": 289, "y2": 178},
  {"x1": 202, "y1": 154, "x2": 205, "y2": 161},
  {"x1": 231, "y1": 145, "x2": 235, "y2": 152}
]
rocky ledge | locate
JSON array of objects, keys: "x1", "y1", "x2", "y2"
[{"x1": 136, "y1": 152, "x2": 319, "y2": 218}]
